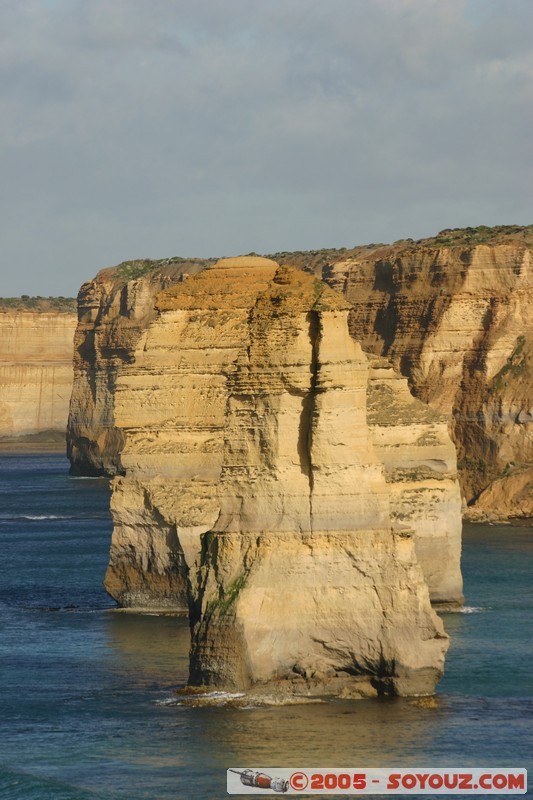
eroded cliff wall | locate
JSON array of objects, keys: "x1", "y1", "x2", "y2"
[
  {"x1": 367, "y1": 358, "x2": 462, "y2": 605},
  {"x1": 68, "y1": 227, "x2": 533, "y2": 519},
  {"x1": 0, "y1": 310, "x2": 77, "y2": 441},
  {"x1": 106, "y1": 257, "x2": 454, "y2": 698},
  {"x1": 67, "y1": 258, "x2": 210, "y2": 474},
  {"x1": 323, "y1": 231, "x2": 533, "y2": 519}
]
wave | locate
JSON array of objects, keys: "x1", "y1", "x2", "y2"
[
  {"x1": 154, "y1": 697, "x2": 181, "y2": 706},
  {"x1": 68, "y1": 476, "x2": 107, "y2": 480},
  {"x1": 155, "y1": 690, "x2": 246, "y2": 707},
  {"x1": 443, "y1": 605, "x2": 488, "y2": 614},
  {"x1": 0, "y1": 513, "x2": 109, "y2": 521},
  {"x1": 0, "y1": 513, "x2": 73, "y2": 520}
]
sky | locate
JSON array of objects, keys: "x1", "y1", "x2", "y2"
[{"x1": 1, "y1": 0, "x2": 532, "y2": 297}]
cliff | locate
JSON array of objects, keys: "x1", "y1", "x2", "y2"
[
  {"x1": 67, "y1": 257, "x2": 212, "y2": 474},
  {"x1": 321, "y1": 226, "x2": 533, "y2": 520},
  {"x1": 67, "y1": 226, "x2": 532, "y2": 520},
  {"x1": 67, "y1": 251, "x2": 385, "y2": 476},
  {"x1": 0, "y1": 309, "x2": 77, "y2": 443},
  {"x1": 104, "y1": 256, "x2": 458, "y2": 698}
]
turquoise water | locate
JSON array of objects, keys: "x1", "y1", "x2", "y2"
[{"x1": 0, "y1": 453, "x2": 531, "y2": 799}]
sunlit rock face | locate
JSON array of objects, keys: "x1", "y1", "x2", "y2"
[
  {"x1": 366, "y1": 358, "x2": 462, "y2": 608},
  {"x1": 325, "y1": 239, "x2": 533, "y2": 520},
  {"x1": 105, "y1": 256, "x2": 456, "y2": 698},
  {"x1": 69, "y1": 232, "x2": 533, "y2": 521},
  {"x1": 67, "y1": 259, "x2": 208, "y2": 476},
  {"x1": 0, "y1": 311, "x2": 77, "y2": 440}
]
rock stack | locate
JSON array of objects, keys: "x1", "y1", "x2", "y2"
[{"x1": 104, "y1": 257, "x2": 459, "y2": 698}]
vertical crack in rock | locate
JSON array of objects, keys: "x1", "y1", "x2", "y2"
[
  {"x1": 298, "y1": 309, "x2": 320, "y2": 529},
  {"x1": 69, "y1": 235, "x2": 533, "y2": 519},
  {"x1": 101, "y1": 256, "x2": 458, "y2": 699}
]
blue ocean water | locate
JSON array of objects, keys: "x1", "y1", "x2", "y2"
[{"x1": 0, "y1": 453, "x2": 531, "y2": 800}]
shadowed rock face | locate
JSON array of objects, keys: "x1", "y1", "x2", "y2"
[
  {"x1": 105, "y1": 256, "x2": 456, "y2": 698},
  {"x1": 325, "y1": 241, "x2": 533, "y2": 520}
]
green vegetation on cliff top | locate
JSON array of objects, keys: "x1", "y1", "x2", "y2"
[
  {"x1": 0, "y1": 296, "x2": 77, "y2": 312},
  {"x1": 107, "y1": 224, "x2": 532, "y2": 285},
  {"x1": 112, "y1": 256, "x2": 216, "y2": 285},
  {"x1": 262, "y1": 224, "x2": 533, "y2": 275},
  {"x1": 415, "y1": 224, "x2": 533, "y2": 248},
  {"x1": 5, "y1": 224, "x2": 531, "y2": 303}
]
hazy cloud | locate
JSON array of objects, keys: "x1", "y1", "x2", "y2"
[{"x1": 0, "y1": 0, "x2": 531, "y2": 295}]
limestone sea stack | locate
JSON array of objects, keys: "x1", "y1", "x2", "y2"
[{"x1": 106, "y1": 256, "x2": 455, "y2": 698}]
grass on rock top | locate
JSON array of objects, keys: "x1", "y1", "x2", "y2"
[
  {"x1": 4, "y1": 224, "x2": 531, "y2": 306},
  {"x1": 103, "y1": 224, "x2": 533, "y2": 295},
  {"x1": 113, "y1": 257, "x2": 215, "y2": 286},
  {"x1": 0, "y1": 296, "x2": 77, "y2": 312},
  {"x1": 416, "y1": 224, "x2": 533, "y2": 249}
]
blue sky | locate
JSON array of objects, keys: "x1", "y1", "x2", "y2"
[{"x1": 1, "y1": 0, "x2": 532, "y2": 296}]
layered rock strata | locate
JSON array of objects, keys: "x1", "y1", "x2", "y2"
[
  {"x1": 106, "y1": 257, "x2": 454, "y2": 697},
  {"x1": 67, "y1": 259, "x2": 209, "y2": 475},
  {"x1": 0, "y1": 311, "x2": 77, "y2": 441},
  {"x1": 324, "y1": 236, "x2": 533, "y2": 519},
  {"x1": 366, "y1": 358, "x2": 462, "y2": 607},
  {"x1": 68, "y1": 229, "x2": 533, "y2": 520}
]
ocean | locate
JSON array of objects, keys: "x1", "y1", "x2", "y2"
[{"x1": 0, "y1": 453, "x2": 531, "y2": 799}]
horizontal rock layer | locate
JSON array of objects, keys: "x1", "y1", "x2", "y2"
[
  {"x1": 366, "y1": 357, "x2": 462, "y2": 607},
  {"x1": 67, "y1": 260, "x2": 207, "y2": 475},
  {"x1": 323, "y1": 240, "x2": 533, "y2": 519},
  {"x1": 68, "y1": 233, "x2": 533, "y2": 519},
  {"x1": 0, "y1": 311, "x2": 77, "y2": 440},
  {"x1": 106, "y1": 257, "x2": 456, "y2": 697}
]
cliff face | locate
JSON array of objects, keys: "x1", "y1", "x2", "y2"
[
  {"x1": 0, "y1": 311, "x2": 77, "y2": 441},
  {"x1": 67, "y1": 259, "x2": 209, "y2": 474},
  {"x1": 68, "y1": 229, "x2": 533, "y2": 520},
  {"x1": 105, "y1": 257, "x2": 458, "y2": 698},
  {"x1": 324, "y1": 237, "x2": 533, "y2": 519},
  {"x1": 366, "y1": 358, "x2": 462, "y2": 605}
]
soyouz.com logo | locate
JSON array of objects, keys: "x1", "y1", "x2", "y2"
[{"x1": 227, "y1": 767, "x2": 527, "y2": 794}]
